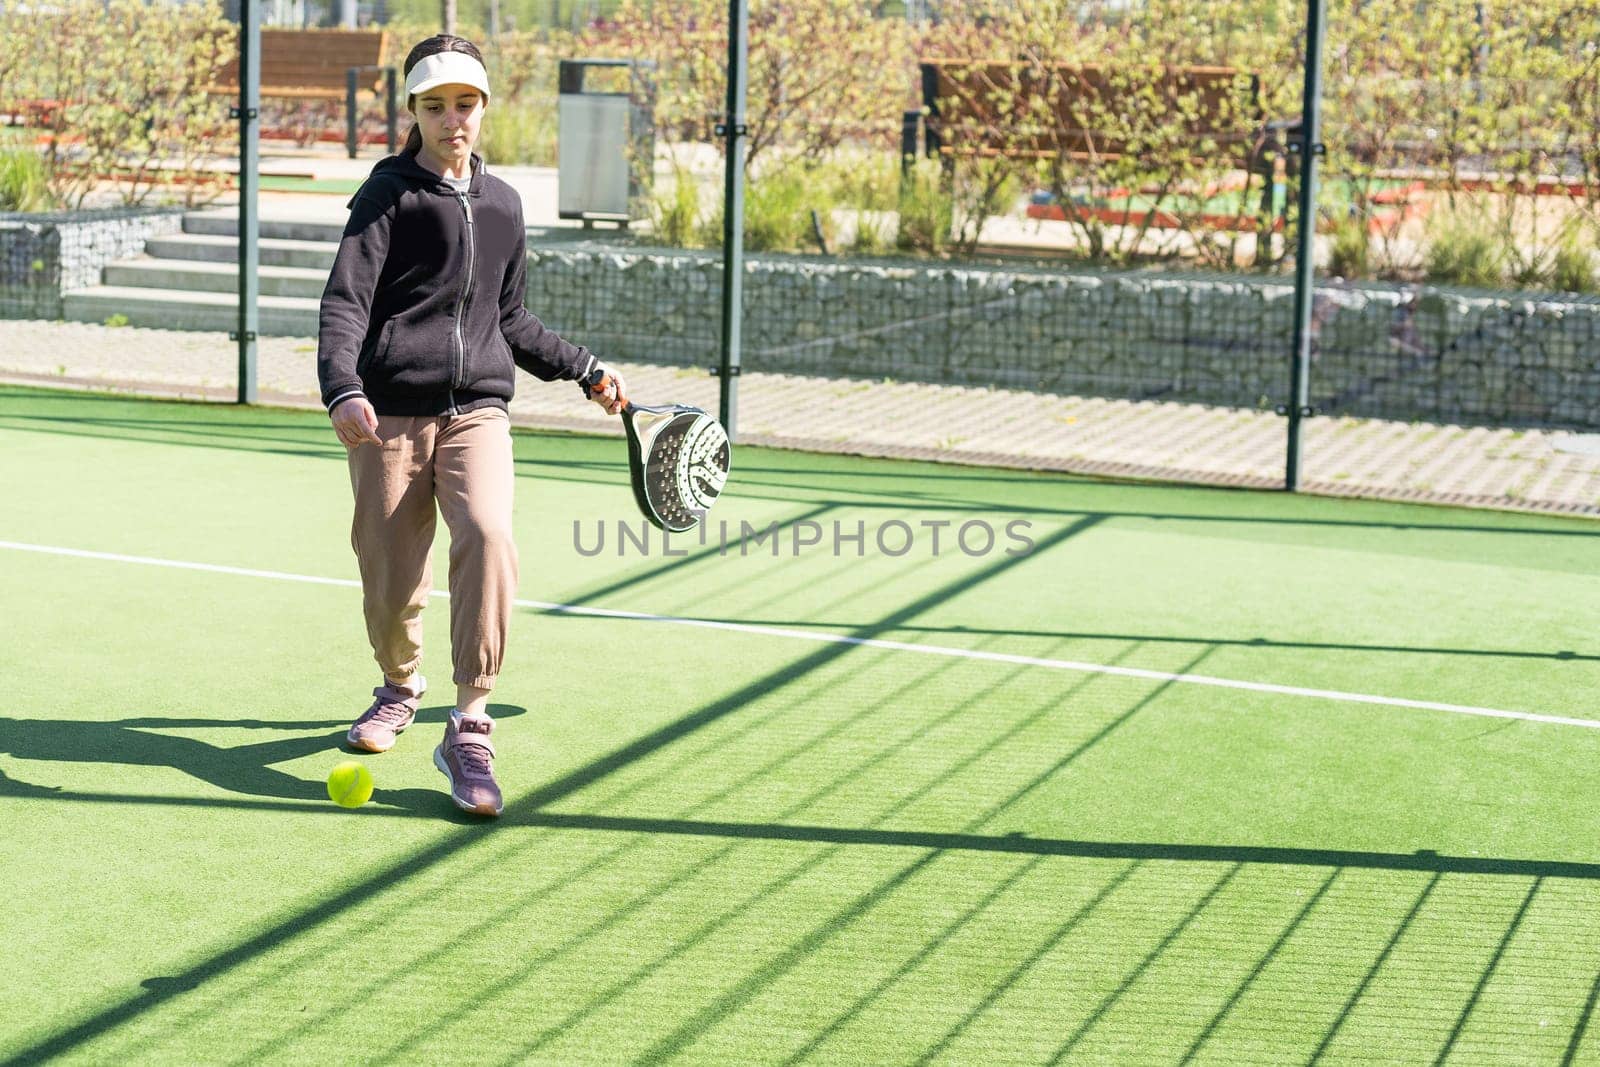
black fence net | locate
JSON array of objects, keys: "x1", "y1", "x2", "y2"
[
  {"x1": 0, "y1": 208, "x2": 184, "y2": 321},
  {"x1": 1, "y1": 1, "x2": 1598, "y2": 511},
  {"x1": 528, "y1": 241, "x2": 1293, "y2": 412},
  {"x1": 1307, "y1": 284, "x2": 1600, "y2": 430},
  {"x1": 0, "y1": 220, "x2": 65, "y2": 320}
]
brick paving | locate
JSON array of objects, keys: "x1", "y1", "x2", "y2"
[{"x1": 3, "y1": 318, "x2": 1599, "y2": 518}]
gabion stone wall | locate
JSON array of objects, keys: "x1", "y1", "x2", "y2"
[
  {"x1": 0, "y1": 207, "x2": 183, "y2": 319},
  {"x1": 1311, "y1": 285, "x2": 1600, "y2": 428},
  {"x1": 0, "y1": 220, "x2": 61, "y2": 319},
  {"x1": 525, "y1": 243, "x2": 1600, "y2": 430}
]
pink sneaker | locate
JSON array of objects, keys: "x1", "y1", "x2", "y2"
[
  {"x1": 434, "y1": 711, "x2": 503, "y2": 816},
  {"x1": 346, "y1": 677, "x2": 425, "y2": 753}
]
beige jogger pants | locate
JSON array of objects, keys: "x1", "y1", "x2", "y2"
[{"x1": 347, "y1": 407, "x2": 517, "y2": 690}]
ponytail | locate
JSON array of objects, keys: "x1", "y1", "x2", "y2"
[{"x1": 403, "y1": 121, "x2": 421, "y2": 155}]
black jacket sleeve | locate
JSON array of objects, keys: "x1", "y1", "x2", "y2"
[
  {"x1": 317, "y1": 192, "x2": 393, "y2": 412},
  {"x1": 499, "y1": 205, "x2": 597, "y2": 383}
]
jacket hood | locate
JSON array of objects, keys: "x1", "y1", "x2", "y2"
[{"x1": 364, "y1": 149, "x2": 487, "y2": 197}]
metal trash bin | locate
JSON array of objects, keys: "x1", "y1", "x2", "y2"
[{"x1": 557, "y1": 59, "x2": 655, "y2": 228}]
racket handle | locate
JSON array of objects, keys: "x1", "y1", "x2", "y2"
[{"x1": 581, "y1": 366, "x2": 629, "y2": 410}]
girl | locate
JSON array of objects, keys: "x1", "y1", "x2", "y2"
[{"x1": 316, "y1": 34, "x2": 624, "y2": 817}]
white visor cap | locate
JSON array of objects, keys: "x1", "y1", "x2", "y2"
[{"x1": 405, "y1": 51, "x2": 491, "y2": 104}]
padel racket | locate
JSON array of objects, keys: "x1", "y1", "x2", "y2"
[{"x1": 582, "y1": 368, "x2": 731, "y2": 532}]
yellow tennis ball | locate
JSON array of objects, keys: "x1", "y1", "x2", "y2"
[{"x1": 327, "y1": 761, "x2": 374, "y2": 808}]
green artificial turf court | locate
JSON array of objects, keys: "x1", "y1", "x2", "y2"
[
  {"x1": 257, "y1": 175, "x2": 366, "y2": 195},
  {"x1": 4, "y1": 383, "x2": 1600, "y2": 1064}
]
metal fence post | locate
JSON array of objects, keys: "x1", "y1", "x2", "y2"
[
  {"x1": 346, "y1": 67, "x2": 359, "y2": 159},
  {"x1": 234, "y1": 0, "x2": 259, "y2": 405},
  {"x1": 385, "y1": 67, "x2": 398, "y2": 155},
  {"x1": 900, "y1": 109, "x2": 920, "y2": 178},
  {"x1": 1284, "y1": 0, "x2": 1327, "y2": 490},
  {"x1": 716, "y1": 0, "x2": 748, "y2": 439}
]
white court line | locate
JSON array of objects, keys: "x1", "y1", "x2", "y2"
[{"x1": 4, "y1": 538, "x2": 1596, "y2": 732}]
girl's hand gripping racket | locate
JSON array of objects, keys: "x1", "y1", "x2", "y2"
[{"x1": 582, "y1": 367, "x2": 731, "y2": 532}]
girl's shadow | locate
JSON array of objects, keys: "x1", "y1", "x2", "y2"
[{"x1": 0, "y1": 704, "x2": 526, "y2": 817}]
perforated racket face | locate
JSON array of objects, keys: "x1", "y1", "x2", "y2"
[{"x1": 624, "y1": 405, "x2": 731, "y2": 532}]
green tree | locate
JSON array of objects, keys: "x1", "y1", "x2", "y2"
[{"x1": 10, "y1": 0, "x2": 234, "y2": 209}]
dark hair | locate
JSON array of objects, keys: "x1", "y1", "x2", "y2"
[{"x1": 401, "y1": 34, "x2": 486, "y2": 156}]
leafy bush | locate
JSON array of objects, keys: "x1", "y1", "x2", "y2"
[
  {"x1": 1, "y1": 0, "x2": 234, "y2": 209},
  {"x1": 0, "y1": 148, "x2": 54, "y2": 212},
  {"x1": 646, "y1": 155, "x2": 923, "y2": 255},
  {"x1": 479, "y1": 96, "x2": 559, "y2": 166},
  {"x1": 481, "y1": 28, "x2": 577, "y2": 99},
  {"x1": 590, "y1": 0, "x2": 916, "y2": 175},
  {"x1": 695, "y1": 164, "x2": 839, "y2": 253},
  {"x1": 559, "y1": 0, "x2": 1600, "y2": 281},
  {"x1": 382, "y1": 0, "x2": 619, "y2": 34},
  {"x1": 481, "y1": 22, "x2": 581, "y2": 169},
  {"x1": 1424, "y1": 208, "x2": 1504, "y2": 288},
  {"x1": 745, "y1": 167, "x2": 837, "y2": 252},
  {"x1": 819, "y1": 152, "x2": 902, "y2": 214},
  {"x1": 850, "y1": 211, "x2": 894, "y2": 255},
  {"x1": 1326, "y1": 216, "x2": 1370, "y2": 280},
  {"x1": 1324, "y1": 0, "x2": 1600, "y2": 282},
  {"x1": 896, "y1": 160, "x2": 954, "y2": 255},
  {"x1": 647, "y1": 163, "x2": 710, "y2": 248},
  {"x1": 919, "y1": 0, "x2": 1301, "y2": 266},
  {"x1": 1549, "y1": 236, "x2": 1598, "y2": 295}
]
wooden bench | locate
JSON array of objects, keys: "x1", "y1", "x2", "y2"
[
  {"x1": 918, "y1": 60, "x2": 1297, "y2": 232},
  {"x1": 212, "y1": 27, "x2": 391, "y2": 100},
  {"x1": 0, "y1": 99, "x2": 65, "y2": 129},
  {"x1": 211, "y1": 28, "x2": 395, "y2": 150},
  {"x1": 0, "y1": 30, "x2": 391, "y2": 140}
]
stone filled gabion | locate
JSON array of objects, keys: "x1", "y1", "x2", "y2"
[
  {"x1": 525, "y1": 243, "x2": 1600, "y2": 430},
  {"x1": 6, "y1": 215, "x2": 1596, "y2": 431},
  {"x1": 0, "y1": 207, "x2": 181, "y2": 319}
]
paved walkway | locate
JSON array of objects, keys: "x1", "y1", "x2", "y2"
[{"x1": 5, "y1": 317, "x2": 1600, "y2": 518}]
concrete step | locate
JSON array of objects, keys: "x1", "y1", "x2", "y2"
[
  {"x1": 144, "y1": 233, "x2": 337, "y2": 271},
  {"x1": 63, "y1": 285, "x2": 318, "y2": 336},
  {"x1": 183, "y1": 211, "x2": 347, "y2": 245},
  {"x1": 103, "y1": 258, "x2": 329, "y2": 299}
]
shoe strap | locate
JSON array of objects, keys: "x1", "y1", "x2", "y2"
[
  {"x1": 450, "y1": 716, "x2": 496, "y2": 759},
  {"x1": 372, "y1": 684, "x2": 420, "y2": 707}
]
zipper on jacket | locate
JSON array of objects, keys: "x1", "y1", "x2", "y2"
[{"x1": 453, "y1": 191, "x2": 476, "y2": 392}]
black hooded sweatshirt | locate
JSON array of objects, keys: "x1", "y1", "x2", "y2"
[{"x1": 317, "y1": 149, "x2": 596, "y2": 417}]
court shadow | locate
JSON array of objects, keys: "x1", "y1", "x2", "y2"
[
  {"x1": 0, "y1": 411, "x2": 350, "y2": 462},
  {"x1": 138, "y1": 976, "x2": 200, "y2": 997},
  {"x1": 647, "y1": 613, "x2": 1600, "y2": 665},
  {"x1": 511, "y1": 812, "x2": 1600, "y2": 881},
  {"x1": 7, "y1": 389, "x2": 1597, "y2": 539},
  {"x1": 0, "y1": 704, "x2": 526, "y2": 813}
]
